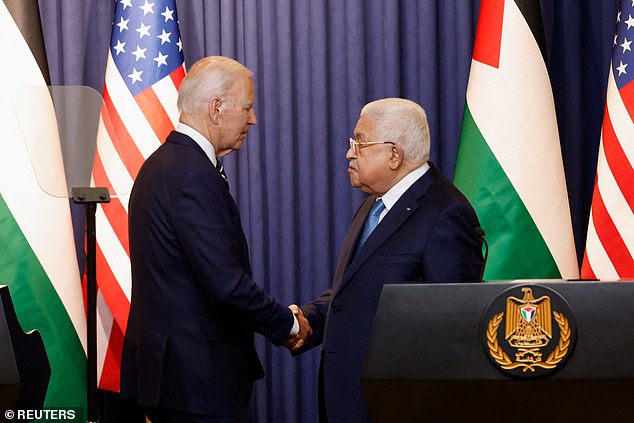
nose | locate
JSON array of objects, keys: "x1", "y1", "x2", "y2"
[
  {"x1": 248, "y1": 108, "x2": 257, "y2": 125},
  {"x1": 346, "y1": 144, "x2": 356, "y2": 160}
]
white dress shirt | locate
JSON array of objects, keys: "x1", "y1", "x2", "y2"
[
  {"x1": 377, "y1": 162, "x2": 431, "y2": 222},
  {"x1": 176, "y1": 122, "x2": 218, "y2": 166}
]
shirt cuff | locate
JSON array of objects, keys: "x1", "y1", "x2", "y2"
[{"x1": 289, "y1": 314, "x2": 299, "y2": 336}]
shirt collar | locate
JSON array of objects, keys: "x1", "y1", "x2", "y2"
[
  {"x1": 176, "y1": 122, "x2": 217, "y2": 166},
  {"x1": 379, "y1": 162, "x2": 430, "y2": 213}
]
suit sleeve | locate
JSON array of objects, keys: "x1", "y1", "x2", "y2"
[
  {"x1": 424, "y1": 202, "x2": 483, "y2": 282},
  {"x1": 294, "y1": 198, "x2": 371, "y2": 353},
  {"x1": 171, "y1": 168, "x2": 294, "y2": 345},
  {"x1": 294, "y1": 288, "x2": 332, "y2": 353}
]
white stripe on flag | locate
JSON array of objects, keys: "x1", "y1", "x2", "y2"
[
  {"x1": 585, "y1": 207, "x2": 619, "y2": 279},
  {"x1": 595, "y1": 133, "x2": 634, "y2": 255},
  {"x1": 153, "y1": 74, "x2": 180, "y2": 128},
  {"x1": 96, "y1": 205, "x2": 132, "y2": 301},
  {"x1": 96, "y1": 117, "x2": 134, "y2": 201},
  {"x1": 607, "y1": 68, "x2": 634, "y2": 163},
  {"x1": 96, "y1": 290, "x2": 114, "y2": 383}
]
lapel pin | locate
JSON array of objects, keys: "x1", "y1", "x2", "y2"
[{"x1": 406, "y1": 207, "x2": 411, "y2": 211}]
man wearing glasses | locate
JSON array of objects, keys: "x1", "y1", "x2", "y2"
[{"x1": 292, "y1": 98, "x2": 484, "y2": 422}]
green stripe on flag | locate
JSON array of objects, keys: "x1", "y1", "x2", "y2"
[
  {"x1": 0, "y1": 194, "x2": 86, "y2": 412},
  {"x1": 454, "y1": 105, "x2": 561, "y2": 280}
]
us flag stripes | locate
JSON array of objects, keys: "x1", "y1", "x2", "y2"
[
  {"x1": 581, "y1": 0, "x2": 634, "y2": 279},
  {"x1": 93, "y1": 0, "x2": 185, "y2": 391},
  {"x1": 582, "y1": 0, "x2": 634, "y2": 280}
]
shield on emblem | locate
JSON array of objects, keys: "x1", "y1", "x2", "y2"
[{"x1": 520, "y1": 305, "x2": 536, "y2": 322}]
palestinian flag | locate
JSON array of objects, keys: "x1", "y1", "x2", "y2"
[
  {"x1": 453, "y1": 0, "x2": 579, "y2": 280},
  {"x1": 0, "y1": 0, "x2": 87, "y2": 415}
]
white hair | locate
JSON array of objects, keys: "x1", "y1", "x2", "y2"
[
  {"x1": 360, "y1": 98, "x2": 430, "y2": 165},
  {"x1": 177, "y1": 56, "x2": 252, "y2": 118}
]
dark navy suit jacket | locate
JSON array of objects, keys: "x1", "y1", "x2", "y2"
[
  {"x1": 121, "y1": 131, "x2": 294, "y2": 415},
  {"x1": 301, "y1": 163, "x2": 483, "y2": 422}
]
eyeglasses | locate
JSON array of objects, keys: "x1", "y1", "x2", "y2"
[{"x1": 348, "y1": 138, "x2": 395, "y2": 154}]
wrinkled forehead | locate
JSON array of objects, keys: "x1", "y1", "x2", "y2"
[{"x1": 354, "y1": 114, "x2": 378, "y2": 139}]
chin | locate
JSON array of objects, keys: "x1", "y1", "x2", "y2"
[{"x1": 232, "y1": 139, "x2": 244, "y2": 151}]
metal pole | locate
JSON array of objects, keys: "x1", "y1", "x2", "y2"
[
  {"x1": 85, "y1": 202, "x2": 97, "y2": 423},
  {"x1": 72, "y1": 187, "x2": 110, "y2": 423}
]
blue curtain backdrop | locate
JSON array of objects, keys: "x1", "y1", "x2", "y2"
[{"x1": 38, "y1": 1, "x2": 618, "y2": 422}]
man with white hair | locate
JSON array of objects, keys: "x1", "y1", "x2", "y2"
[
  {"x1": 294, "y1": 98, "x2": 484, "y2": 422},
  {"x1": 121, "y1": 56, "x2": 311, "y2": 423}
]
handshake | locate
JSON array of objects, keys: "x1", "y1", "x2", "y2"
[{"x1": 284, "y1": 304, "x2": 312, "y2": 353}]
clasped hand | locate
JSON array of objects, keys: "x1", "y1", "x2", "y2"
[{"x1": 284, "y1": 304, "x2": 312, "y2": 352}]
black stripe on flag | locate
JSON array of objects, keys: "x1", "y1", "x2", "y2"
[
  {"x1": 514, "y1": 0, "x2": 549, "y2": 68},
  {"x1": 3, "y1": 0, "x2": 51, "y2": 85}
]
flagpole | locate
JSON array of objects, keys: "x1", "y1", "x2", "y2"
[{"x1": 72, "y1": 187, "x2": 110, "y2": 423}]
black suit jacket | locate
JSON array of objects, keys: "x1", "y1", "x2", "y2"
[
  {"x1": 301, "y1": 163, "x2": 483, "y2": 422},
  {"x1": 121, "y1": 131, "x2": 294, "y2": 415}
]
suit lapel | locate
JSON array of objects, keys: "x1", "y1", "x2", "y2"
[
  {"x1": 334, "y1": 164, "x2": 440, "y2": 294},
  {"x1": 167, "y1": 130, "x2": 232, "y2": 193},
  {"x1": 331, "y1": 197, "x2": 375, "y2": 293}
]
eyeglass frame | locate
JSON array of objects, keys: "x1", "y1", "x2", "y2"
[{"x1": 348, "y1": 138, "x2": 396, "y2": 154}]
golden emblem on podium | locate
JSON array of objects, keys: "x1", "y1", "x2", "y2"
[{"x1": 482, "y1": 285, "x2": 576, "y2": 377}]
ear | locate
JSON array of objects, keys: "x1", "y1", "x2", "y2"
[
  {"x1": 388, "y1": 144, "x2": 403, "y2": 170},
  {"x1": 209, "y1": 96, "x2": 222, "y2": 124}
]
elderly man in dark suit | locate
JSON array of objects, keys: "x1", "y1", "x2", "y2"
[
  {"x1": 293, "y1": 98, "x2": 484, "y2": 422},
  {"x1": 121, "y1": 56, "x2": 311, "y2": 423}
]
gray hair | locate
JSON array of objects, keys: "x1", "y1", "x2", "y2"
[
  {"x1": 177, "y1": 56, "x2": 252, "y2": 118},
  {"x1": 360, "y1": 98, "x2": 430, "y2": 165}
]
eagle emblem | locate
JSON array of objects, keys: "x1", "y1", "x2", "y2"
[
  {"x1": 483, "y1": 284, "x2": 576, "y2": 377},
  {"x1": 505, "y1": 287, "x2": 551, "y2": 362}
]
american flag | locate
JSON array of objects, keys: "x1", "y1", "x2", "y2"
[
  {"x1": 92, "y1": 0, "x2": 185, "y2": 391},
  {"x1": 581, "y1": 0, "x2": 634, "y2": 280}
]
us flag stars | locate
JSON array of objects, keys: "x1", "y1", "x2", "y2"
[
  {"x1": 613, "y1": 1, "x2": 634, "y2": 85},
  {"x1": 110, "y1": 0, "x2": 183, "y2": 95}
]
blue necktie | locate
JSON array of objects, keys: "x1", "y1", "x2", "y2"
[{"x1": 356, "y1": 199, "x2": 385, "y2": 250}]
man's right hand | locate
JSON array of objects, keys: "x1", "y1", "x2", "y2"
[{"x1": 285, "y1": 304, "x2": 312, "y2": 352}]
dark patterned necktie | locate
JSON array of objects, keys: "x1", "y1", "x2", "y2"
[{"x1": 216, "y1": 159, "x2": 229, "y2": 189}]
